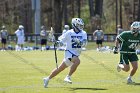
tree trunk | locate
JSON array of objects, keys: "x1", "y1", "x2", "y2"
[
  {"x1": 77, "y1": 0, "x2": 81, "y2": 18},
  {"x1": 137, "y1": 0, "x2": 140, "y2": 21},
  {"x1": 88, "y1": 0, "x2": 94, "y2": 17},
  {"x1": 95, "y1": 0, "x2": 103, "y2": 17},
  {"x1": 54, "y1": 0, "x2": 62, "y2": 33},
  {"x1": 119, "y1": 0, "x2": 123, "y2": 28},
  {"x1": 116, "y1": 0, "x2": 118, "y2": 33},
  {"x1": 63, "y1": 0, "x2": 68, "y2": 25}
]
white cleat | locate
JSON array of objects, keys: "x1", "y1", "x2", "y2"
[
  {"x1": 117, "y1": 64, "x2": 124, "y2": 72},
  {"x1": 43, "y1": 77, "x2": 49, "y2": 88},
  {"x1": 64, "y1": 75, "x2": 72, "y2": 84},
  {"x1": 127, "y1": 77, "x2": 134, "y2": 84}
]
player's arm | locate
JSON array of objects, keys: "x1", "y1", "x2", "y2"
[
  {"x1": 56, "y1": 31, "x2": 69, "y2": 46},
  {"x1": 80, "y1": 39, "x2": 87, "y2": 47},
  {"x1": 40, "y1": 31, "x2": 44, "y2": 36},
  {"x1": 58, "y1": 31, "x2": 69, "y2": 43},
  {"x1": 113, "y1": 37, "x2": 120, "y2": 54},
  {"x1": 0, "y1": 31, "x2": 2, "y2": 37},
  {"x1": 81, "y1": 32, "x2": 88, "y2": 47},
  {"x1": 101, "y1": 31, "x2": 104, "y2": 39},
  {"x1": 113, "y1": 32, "x2": 125, "y2": 54}
]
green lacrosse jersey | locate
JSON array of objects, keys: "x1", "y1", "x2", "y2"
[{"x1": 117, "y1": 31, "x2": 140, "y2": 53}]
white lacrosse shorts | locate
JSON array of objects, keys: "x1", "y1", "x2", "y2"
[
  {"x1": 17, "y1": 37, "x2": 24, "y2": 44},
  {"x1": 63, "y1": 50, "x2": 76, "y2": 66}
]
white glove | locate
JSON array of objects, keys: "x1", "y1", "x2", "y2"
[
  {"x1": 55, "y1": 41, "x2": 63, "y2": 46},
  {"x1": 73, "y1": 38, "x2": 81, "y2": 44}
]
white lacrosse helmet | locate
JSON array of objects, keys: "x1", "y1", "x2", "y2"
[
  {"x1": 19, "y1": 25, "x2": 24, "y2": 29},
  {"x1": 131, "y1": 21, "x2": 140, "y2": 34},
  {"x1": 64, "y1": 25, "x2": 69, "y2": 30},
  {"x1": 71, "y1": 18, "x2": 84, "y2": 31}
]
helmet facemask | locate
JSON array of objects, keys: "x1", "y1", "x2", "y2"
[
  {"x1": 72, "y1": 18, "x2": 84, "y2": 32},
  {"x1": 132, "y1": 28, "x2": 140, "y2": 34},
  {"x1": 131, "y1": 21, "x2": 140, "y2": 35}
]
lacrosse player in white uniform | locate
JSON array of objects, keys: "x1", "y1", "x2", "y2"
[
  {"x1": 15, "y1": 25, "x2": 25, "y2": 51},
  {"x1": 43, "y1": 18, "x2": 87, "y2": 88}
]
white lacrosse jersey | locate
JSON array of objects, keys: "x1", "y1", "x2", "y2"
[
  {"x1": 15, "y1": 29, "x2": 25, "y2": 38},
  {"x1": 58, "y1": 29, "x2": 87, "y2": 56},
  {"x1": 15, "y1": 29, "x2": 25, "y2": 44}
]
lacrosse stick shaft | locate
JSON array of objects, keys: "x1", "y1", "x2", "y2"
[
  {"x1": 51, "y1": 27, "x2": 58, "y2": 69},
  {"x1": 54, "y1": 42, "x2": 58, "y2": 69}
]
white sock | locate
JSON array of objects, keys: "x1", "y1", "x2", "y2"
[
  {"x1": 48, "y1": 77, "x2": 50, "y2": 80},
  {"x1": 128, "y1": 75, "x2": 132, "y2": 79}
]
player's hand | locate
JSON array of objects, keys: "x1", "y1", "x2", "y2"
[
  {"x1": 113, "y1": 46, "x2": 118, "y2": 54},
  {"x1": 55, "y1": 41, "x2": 63, "y2": 46},
  {"x1": 73, "y1": 38, "x2": 81, "y2": 44}
]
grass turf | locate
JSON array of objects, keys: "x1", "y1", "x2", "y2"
[{"x1": 0, "y1": 42, "x2": 140, "y2": 93}]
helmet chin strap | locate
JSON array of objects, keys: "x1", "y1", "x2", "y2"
[{"x1": 132, "y1": 31, "x2": 139, "y2": 36}]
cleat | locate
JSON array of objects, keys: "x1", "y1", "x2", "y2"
[
  {"x1": 117, "y1": 64, "x2": 124, "y2": 72},
  {"x1": 64, "y1": 75, "x2": 72, "y2": 84},
  {"x1": 127, "y1": 77, "x2": 134, "y2": 84},
  {"x1": 43, "y1": 77, "x2": 49, "y2": 88}
]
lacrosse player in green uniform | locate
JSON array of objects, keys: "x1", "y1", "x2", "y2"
[{"x1": 113, "y1": 21, "x2": 140, "y2": 84}]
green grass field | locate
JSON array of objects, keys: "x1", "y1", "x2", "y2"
[{"x1": 0, "y1": 42, "x2": 140, "y2": 93}]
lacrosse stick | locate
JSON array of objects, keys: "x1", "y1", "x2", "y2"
[
  {"x1": 54, "y1": 42, "x2": 58, "y2": 69},
  {"x1": 50, "y1": 27, "x2": 58, "y2": 69}
]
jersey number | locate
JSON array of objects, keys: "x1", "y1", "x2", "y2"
[
  {"x1": 72, "y1": 41, "x2": 81, "y2": 48},
  {"x1": 128, "y1": 43, "x2": 138, "y2": 49}
]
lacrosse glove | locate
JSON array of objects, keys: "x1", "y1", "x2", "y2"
[
  {"x1": 73, "y1": 38, "x2": 82, "y2": 45},
  {"x1": 55, "y1": 41, "x2": 63, "y2": 46},
  {"x1": 113, "y1": 46, "x2": 118, "y2": 54}
]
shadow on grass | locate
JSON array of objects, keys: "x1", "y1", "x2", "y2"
[
  {"x1": 131, "y1": 83, "x2": 140, "y2": 86},
  {"x1": 126, "y1": 82, "x2": 140, "y2": 86},
  {"x1": 69, "y1": 87, "x2": 107, "y2": 91}
]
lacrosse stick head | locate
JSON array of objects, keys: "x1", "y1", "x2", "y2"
[{"x1": 48, "y1": 27, "x2": 55, "y2": 42}]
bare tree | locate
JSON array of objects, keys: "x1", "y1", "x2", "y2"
[
  {"x1": 77, "y1": 0, "x2": 81, "y2": 18},
  {"x1": 137, "y1": 0, "x2": 140, "y2": 21},
  {"x1": 88, "y1": 0, "x2": 94, "y2": 17},
  {"x1": 63, "y1": 0, "x2": 68, "y2": 25},
  {"x1": 53, "y1": 0, "x2": 63, "y2": 33}
]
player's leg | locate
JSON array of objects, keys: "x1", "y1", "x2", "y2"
[
  {"x1": 117, "y1": 53, "x2": 130, "y2": 72},
  {"x1": 1, "y1": 38, "x2": 4, "y2": 50},
  {"x1": 100, "y1": 40, "x2": 103, "y2": 47},
  {"x1": 126, "y1": 61, "x2": 138, "y2": 84},
  {"x1": 17, "y1": 38, "x2": 22, "y2": 51},
  {"x1": 96, "y1": 40, "x2": 99, "y2": 50},
  {"x1": 43, "y1": 61, "x2": 68, "y2": 88},
  {"x1": 68, "y1": 56, "x2": 80, "y2": 76},
  {"x1": 41, "y1": 39, "x2": 46, "y2": 51},
  {"x1": 4, "y1": 39, "x2": 7, "y2": 50},
  {"x1": 129, "y1": 61, "x2": 138, "y2": 76},
  {"x1": 49, "y1": 62, "x2": 68, "y2": 79},
  {"x1": 20, "y1": 37, "x2": 24, "y2": 50},
  {"x1": 127, "y1": 54, "x2": 138, "y2": 83},
  {"x1": 64, "y1": 56, "x2": 80, "y2": 84}
]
